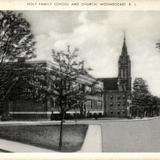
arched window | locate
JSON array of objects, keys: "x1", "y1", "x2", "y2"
[{"x1": 120, "y1": 69, "x2": 123, "y2": 77}]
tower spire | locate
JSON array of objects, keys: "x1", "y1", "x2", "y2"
[
  {"x1": 121, "y1": 33, "x2": 128, "y2": 56},
  {"x1": 124, "y1": 32, "x2": 126, "y2": 42}
]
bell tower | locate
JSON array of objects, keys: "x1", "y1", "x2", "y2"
[{"x1": 118, "y1": 35, "x2": 131, "y2": 91}]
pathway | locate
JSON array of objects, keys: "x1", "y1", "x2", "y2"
[
  {"x1": 79, "y1": 125, "x2": 102, "y2": 152},
  {"x1": 0, "y1": 139, "x2": 55, "y2": 152}
]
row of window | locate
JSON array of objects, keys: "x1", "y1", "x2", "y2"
[
  {"x1": 48, "y1": 98, "x2": 102, "y2": 110},
  {"x1": 85, "y1": 100, "x2": 102, "y2": 109},
  {"x1": 110, "y1": 102, "x2": 126, "y2": 107},
  {"x1": 110, "y1": 111, "x2": 126, "y2": 115},
  {"x1": 110, "y1": 95, "x2": 126, "y2": 100}
]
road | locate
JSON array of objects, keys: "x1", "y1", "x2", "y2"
[{"x1": 78, "y1": 117, "x2": 160, "y2": 152}]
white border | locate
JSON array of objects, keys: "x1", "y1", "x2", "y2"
[
  {"x1": 0, "y1": 0, "x2": 160, "y2": 159},
  {"x1": 0, "y1": 0, "x2": 159, "y2": 11}
]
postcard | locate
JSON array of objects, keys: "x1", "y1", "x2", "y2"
[{"x1": 0, "y1": 0, "x2": 160, "y2": 160}]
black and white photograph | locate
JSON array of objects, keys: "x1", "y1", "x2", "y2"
[{"x1": 0, "y1": 8, "x2": 160, "y2": 154}]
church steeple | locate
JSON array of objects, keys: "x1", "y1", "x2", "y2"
[
  {"x1": 121, "y1": 34, "x2": 128, "y2": 56},
  {"x1": 118, "y1": 34, "x2": 131, "y2": 91}
]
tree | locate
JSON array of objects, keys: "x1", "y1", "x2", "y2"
[
  {"x1": 0, "y1": 11, "x2": 36, "y2": 105},
  {"x1": 132, "y1": 78, "x2": 160, "y2": 117},
  {"x1": 50, "y1": 45, "x2": 89, "y2": 151},
  {"x1": 132, "y1": 77, "x2": 150, "y2": 117},
  {"x1": 132, "y1": 78, "x2": 150, "y2": 105},
  {"x1": 4, "y1": 62, "x2": 48, "y2": 103},
  {"x1": 0, "y1": 11, "x2": 36, "y2": 63}
]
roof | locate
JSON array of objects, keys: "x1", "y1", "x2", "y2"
[
  {"x1": 4, "y1": 59, "x2": 97, "y2": 86},
  {"x1": 121, "y1": 35, "x2": 128, "y2": 56},
  {"x1": 98, "y1": 78, "x2": 118, "y2": 91}
]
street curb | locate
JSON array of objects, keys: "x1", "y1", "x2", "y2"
[{"x1": 0, "y1": 116, "x2": 159, "y2": 126}]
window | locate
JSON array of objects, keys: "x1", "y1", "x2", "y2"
[
  {"x1": 117, "y1": 96, "x2": 120, "y2": 100},
  {"x1": 110, "y1": 112, "x2": 113, "y2": 115},
  {"x1": 92, "y1": 100, "x2": 97, "y2": 109},
  {"x1": 117, "y1": 103, "x2": 120, "y2": 106},
  {"x1": 120, "y1": 69, "x2": 123, "y2": 77},
  {"x1": 110, "y1": 96, "x2": 113, "y2": 99},
  {"x1": 86, "y1": 100, "x2": 92, "y2": 109},
  {"x1": 117, "y1": 112, "x2": 120, "y2": 115},
  {"x1": 50, "y1": 98, "x2": 55, "y2": 108},
  {"x1": 125, "y1": 70, "x2": 127, "y2": 78},
  {"x1": 110, "y1": 103, "x2": 113, "y2": 106},
  {"x1": 97, "y1": 101, "x2": 102, "y2": 109},
  {"x1": 123, "y1": 95, "x2": 126, "y2": 99}
]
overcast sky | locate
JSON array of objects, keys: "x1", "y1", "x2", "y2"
[{"x1": 23, "y1": 11, "x2": 160, "y2": 96}]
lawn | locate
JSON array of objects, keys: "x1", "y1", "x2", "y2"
[{"x1": 0, "y1": 124, "x2": 88, "y2": 152}]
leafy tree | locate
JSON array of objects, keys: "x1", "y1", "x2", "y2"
[
  {"x1": 0, "y1": 11, "x2": 36, "y2": 105},
  {"x1": 4, "y1": 62, "x2": 48, "y2": 102},
  {"x1": 50, "y1": 45, "x2": 89, "y2": 150},
  {"x1": 131, "y1": 77, "x2": 160, "y2": 117},
  {"x1": 0, "y1": 61, "x2": 50, "y2": 117},
  {"x1": 0, "y1": 11, "x2": 36, "y2": 63},
  {"x1": 132, "y1": 78, "x2": 150, "y2": 114},
  {"x1": 132, "y1": 78, "x2": 149, "y2": 103},
  {"x1": 146, "y1": 95, "x2": 160, "y2": 116}
]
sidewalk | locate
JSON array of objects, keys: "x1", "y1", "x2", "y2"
[
  {"x1": 0, "y1": 120, "x2": 62, "y2": 126},
  {"x1": 92, "y1": 116, "x2": 160, "y2": 122},
  {"x1": 0, "y1": 139, "x2": 55, "y2": 152},
  {"x1": 0, "y1": 116, "x2": 159, "y2": 126},
  {"x1": 0, "y1": 125, "x2": 102, "y2": 152},
  {"x1": 79, "y1": 125, "x2": 102, "y2": 152}
]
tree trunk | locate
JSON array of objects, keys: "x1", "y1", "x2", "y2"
[
  {"x1": 59, "y1": 112, "x2": 64, "y2": 151},
  {"x1": 75, "y1": 108, "x2": 78, "y2": 124}
]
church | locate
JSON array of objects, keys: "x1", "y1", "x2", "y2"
[{"x1": 99, "y1": 36, "x2": 132, "y2": 117}]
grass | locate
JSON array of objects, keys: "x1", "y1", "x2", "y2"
[{"x1": 0, "y1": 124, "x2": 88, "y2": 152}]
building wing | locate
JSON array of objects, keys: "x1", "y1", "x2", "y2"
[{"x1": 98, "y1": 78, "x2": 118, "y2": 91}]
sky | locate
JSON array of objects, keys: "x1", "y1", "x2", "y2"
[{"x1": 23, "y1": 11, "x2": 160, "y2": 96}]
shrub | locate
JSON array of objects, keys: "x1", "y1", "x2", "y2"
[
  {"x1": 98, "y1": 113, "x2": 102, "y2": 117},
  {"x1": 93, "y1": 113, "x2": 98, "y2": 120},
  {"x1": 50, "y1": 113, "x2": 61, "y2": 121},
  {"x1": 1, "y1": 113, "x2": 12, "y2": 121}
]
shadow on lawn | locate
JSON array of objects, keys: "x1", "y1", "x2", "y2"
[{"x1": 0, "y1": 124, "x2": 88, "y2": 152}]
